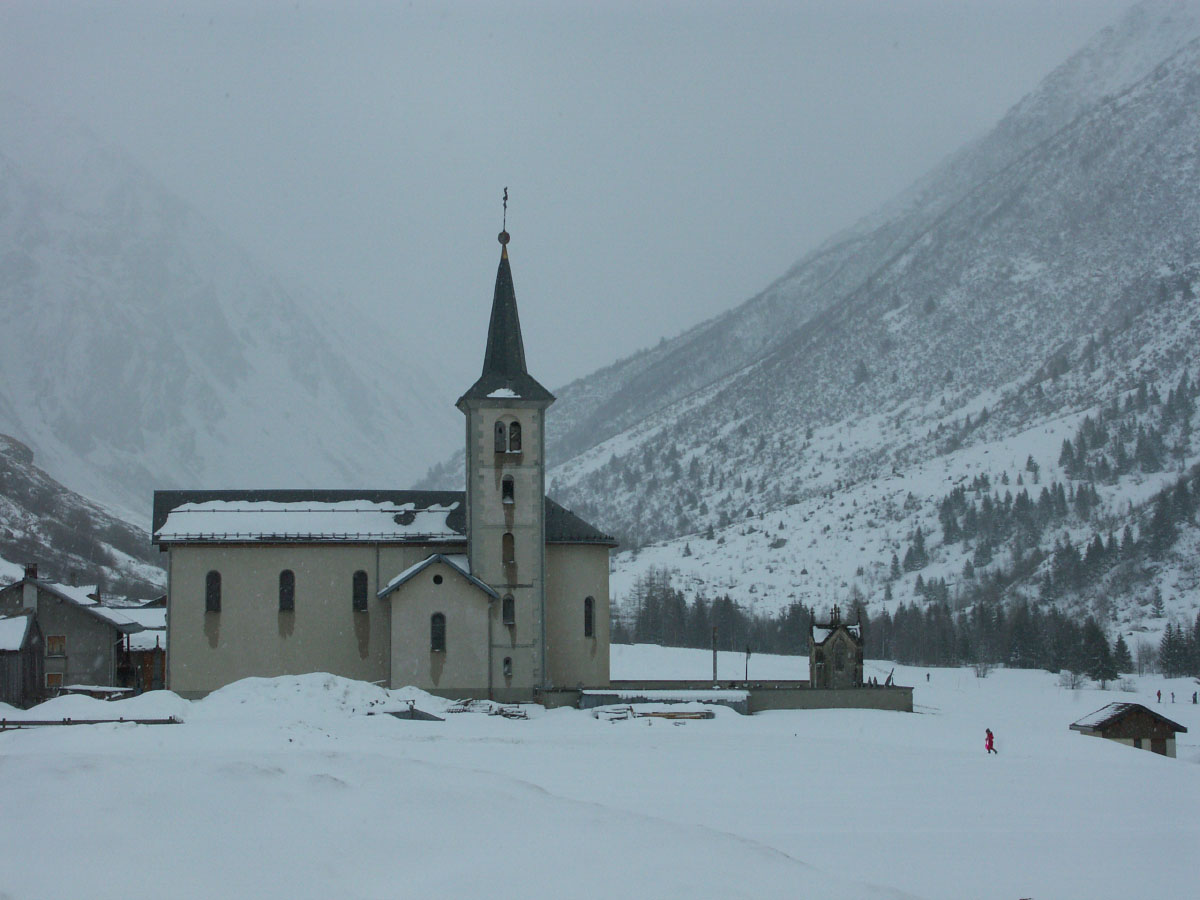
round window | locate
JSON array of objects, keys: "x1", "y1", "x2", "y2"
[{"x1": 433, "y1": 574, "x2": 443, "y2": 585}]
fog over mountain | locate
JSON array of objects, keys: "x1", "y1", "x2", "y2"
[{"x1": 0, "y1": 97, "x2": 458, "y2": 521}]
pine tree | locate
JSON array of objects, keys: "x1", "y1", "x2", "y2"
[
  {"x1": 1082, "y1": 618, "x2": 1116, "y2": 687},
  {"x1": 1113, "y1": 633, "x2": 1133, "y2": 674}
]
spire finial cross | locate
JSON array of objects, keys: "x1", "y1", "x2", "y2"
[{"x1": 499, "y1": 187, "x2": 510, "y2": 246}]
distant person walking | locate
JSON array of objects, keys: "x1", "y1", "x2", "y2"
[
  {"x1": 985, "y1": 728, "x2": 997, "y2": 755},
  {"x1": 1192, "y1": 691, "x2": 1197, "y2": 704},
  {"x1": 1157, "y1": 689, "x2": 1162, "y2": 703},
  {"x1": 1171, "y1": 692, "x2": 1175, "y2": 703}
]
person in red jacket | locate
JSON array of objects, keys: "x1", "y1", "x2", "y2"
[{"x1": 985, "y1": 728, "x2": 997, "y2": 754}]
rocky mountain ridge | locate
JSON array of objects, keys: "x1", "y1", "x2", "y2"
[{"x1": 0, "y1": 433, "x2": 162, "y2": 596}]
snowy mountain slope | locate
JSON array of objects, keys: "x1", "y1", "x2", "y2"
[
  {"x1": 0, "y1": 96, "x2": 458, "y2": 521},
  {"x1": 533, "y1": 4, "x2": 1200, "y2": 638},
  {"x1": 0, "y1": 433, "x2": 163, "y2": 596},
  {"x1": 533, "y1": 0, "x2": 1200, "y2": 469}
]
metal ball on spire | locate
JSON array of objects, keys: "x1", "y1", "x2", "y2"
[{"x1": 499, "y1": 186, "x2": 510, "y2": 246}]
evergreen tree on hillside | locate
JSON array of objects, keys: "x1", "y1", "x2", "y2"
[
  {"x1": 1113, "y1": 633, "x2": 1133, "y2": 674},
  {"x1": 1081, "y1": 618, "x2": 1116, "y2": 687}
]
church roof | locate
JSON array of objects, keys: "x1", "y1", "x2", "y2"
[
  {"x1": 458, "y1": 245, "x2": 554, "y2": 405},
  {"x1": 152, "y1": 490, "x2": 617, "y2": 546},
  {"x1": 377, "y1": 553, "x2": 498, "y2": 600}
]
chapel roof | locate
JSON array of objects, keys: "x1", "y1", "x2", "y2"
[
  {"x1": 458, "y1": 241, "x2": 554, "y2": 405},
  {"x1": 152, "y1": 489, "x2": 617, "y2": 547}
]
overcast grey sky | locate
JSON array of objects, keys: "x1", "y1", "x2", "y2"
[{"x1": 1, "y1": 0, "x2": 1133, "y2": 396}]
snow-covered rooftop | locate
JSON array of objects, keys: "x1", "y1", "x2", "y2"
[
  {"x1": 155, "y1": 500, "x2": 465, "y2": 543},
  {"x1": 812, "y1": 624, "x2": 862, "y2": 644},
  {"x1": 0, "y1": 615, "x2": 32, "y2": 652},
  {"x1": 378, "y1": 554, "x2": 496, "y2": 600},
  {"x1": 1070, "y1": 702, "x2": 1187, "y2": 733}
]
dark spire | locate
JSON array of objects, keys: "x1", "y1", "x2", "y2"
[
  {"x1": 480, "y1": 236, "x2": 527, "y2": 380},
  {"x1": 458, "y1": 203, "x2": 554, "y2": 407}
]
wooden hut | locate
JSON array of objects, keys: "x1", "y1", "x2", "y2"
[{"x1": 1070, "y1": 702, "x2": 1187, "y2": 758}]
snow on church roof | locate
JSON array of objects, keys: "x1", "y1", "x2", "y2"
[
  {"x1": 378, "y1": 553, "x2": 497, "y2": 600},
  {"x1": 153, "y1": 492, "x2": 466, "y2": 544},
  {"x1": 153, "y1": 490, "x2": 618, "y2": 546}
]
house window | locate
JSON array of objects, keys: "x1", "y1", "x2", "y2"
[
  {"x1": 834, "y1": 645, "x2": 846, "y2": 671},
  {"x1": 46, "y1": 672, "x2": 63, "y2": 690},
  {"x1": 279, "y1": 570, "x2": 295, "y2": 611},
  {"x1": 430, "y1": 613, "x2": 446, "y2": 652},
  {"x1": 205, "y1": 571, "x2": 222, "y2": 612},
  {"x1": 502, "y1": 532, "x2": 515, "y2": 565},
  {"x1": 502, "y1": 594, "x2": 515, "y2": 626},
  {"x1": 494, "y1": 421, "x2": 507, "y2": 453},
  {"x1": 46, "y1": 635, "x2": 66, "y2": 657},
  {"x1": 502, "y1": 476, "x2": 514, "y2": 504},
  {"x1": 508, "y1": 421, "x2": 522, "y2": 452},
  {"x1": 503, "y1": 656, "x2": 513, "y2": 678},
  {"x1": 584, "y1": 597, "x2": 595, "y2": 637},
  {"x1": 352, "y1": 570, "x2": 368, "y2": 612}
]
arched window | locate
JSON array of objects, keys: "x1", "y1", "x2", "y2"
[
  {"x1": 502, "y1": 594, "x2": 515, "y2": 626},
  {"x1": 278, "y1": 570, "x2": 295, "y2": 611},
  {"x1": 834, "y1": 644, "x2": 846, "y2": 672},
  {"x1": 352, "y1": 570, "x2": 368, "y2": 612},
  {"x1": 502, "y1": 476, "x2": 514, "y2": 504},
  {"x1": 205, "y1": 571, "x2": 221, "y2": 612},
  {"x1": 502, "y1": 532, "x2": 515, "y2": 565},
  {"x1": 494, "y1": 421, "x2": 507, "y2": 453},
  {"x1": 584, "y1": 596, "x2": 595, "y2": 637},
  {"x1": 430, "y1": 613, "x2": 446, "y2": 652},
  {"x1": 508, "y1": 421, "x2": 522, "y2": 452},
  {"x1": 502, "y1": 656, "x2": 513, "y2": 678}
]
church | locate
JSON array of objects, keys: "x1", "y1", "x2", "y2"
[{"x1": 153, "y1": 227, "x2": 616, "y2": 700}]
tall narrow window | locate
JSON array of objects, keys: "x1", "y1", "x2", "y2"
[
  {"x1": 431, "y1": 613, "x2": 446, "y2": 652},
  {"x1": 502, "y1": 594, "x2": 515, "y2": 626},
  {"x1": 502, "y1": 656, "x2": 513, "y2": 678},
  {"x1": 205, "y1": 571, "x2": 222, "y2": 612},
  {"x1": 508, "y1": 421, "x2": 522, "y2": 452},
  {"x1": 279, "y1": 570, "x2": 295, "y2": 611},
  {"x1": 502, "y1": 532, "x2": 515, "y2": 565},
  {"x1": 494, "y1": 421, "x2": 507, "y2": 453},
  {"x1": 584, "y1": 596, "x2": 595, "y2": 637},
  {"x1": 352, "y1": 570, "x2": 369, "y2": 612},
  {"x1": 502, "y1": 476, "x2": 514, "y2": 504}
]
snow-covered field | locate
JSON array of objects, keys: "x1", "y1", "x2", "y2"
[{"x1": 2, "y1": 647, "x2": 1196, "y2": 900}]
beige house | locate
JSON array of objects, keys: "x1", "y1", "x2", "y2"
[{"x1": 153, "y1": 232, "x2": 616, "y2": 700}]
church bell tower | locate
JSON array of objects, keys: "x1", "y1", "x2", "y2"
[{"x1": 456, "y1": 214, "x2": 555, "y2": 697}]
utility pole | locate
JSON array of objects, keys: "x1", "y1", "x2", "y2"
[{"x1": 744, "y1": 644, "x2": 751, "y2": 682}]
